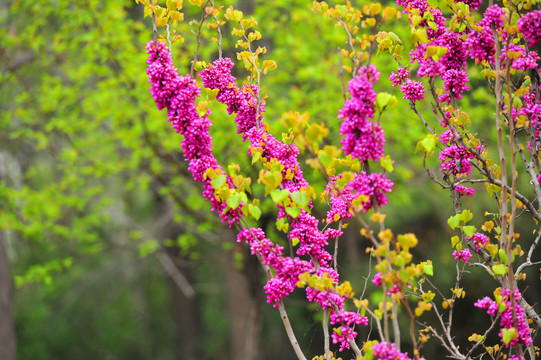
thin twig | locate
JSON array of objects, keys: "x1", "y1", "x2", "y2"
[
  {"x1": 151, "y1": 0, "x2": 158, "y2": 44},
  {"x1": 190, "y1": 2, "x2": 211, "y2": 77},
  {"x1": 338, "y1": 47, "x2": 347, "y2": 102},
  {"x1": 156, "y1": 251, "x2": 196, "y2": 298},
  {"x1": 210, "y1": 0, "x2": 222, "y2": 59},
  {"x1": 323, "y1": 309, "x2": 332, "y2": 360}
]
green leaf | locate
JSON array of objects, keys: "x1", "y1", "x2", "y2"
[
  {"x1": 447, "y1": 214, "x2": 460, "y2": 229},
  {"x1": 461, "y1": 209, "x2": 473, "y2": 223},
  {"x1": 376, "y1": 92, "x2": 393, "y2": 110},
  {"x1": 291, "y1": 191, "x2": 310, "y2": 208},
  {"x1": 249, "y1": 205, "x2": 261, "y2": 220},
  {"x1": 318, "y1": 152, "x2": 332, "y2": 167},
  {"x1": 463, "y1": 225, "x2": 475, "y2": 238},
  {"x1": 226, "y1": 193, "x2": 242, "y2": 210},
  {"x1": 423, "y1": 262, "x2": 434, "y2": 276},
  {"x1": 420, "y1": 134, "x2": 436, "y2": 153},
  {"x1": 139, "y1": 240, "x2": 159, "y2": 257},
  {"x1": 285, "y1": 207, "x2": 301, "y2": 218},
  {"x1": 498, "y1": 249, "x2": 508, "y2": 264},
  {"x1": 492, "y1": 264, "x2": 507, "y2": 277},
  {"x1": 271, "y1": 189, "x2": 290, "y2": 204},
  {"x1": 380, "y1": 155, "x2": 394, "y2": 173},
  {"x1": 501, "y1": 328, "x2": 518, "y2": 345},
  {"x1": 211, "y1": 174, "x2": 227, "y2": 190},
  {"x1": 291, "y1": 237, "x2": 300, "y2": 246}
]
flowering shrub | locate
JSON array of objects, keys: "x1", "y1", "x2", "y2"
[{"x1": 139, "y1": 0, "x2": 540, "y2": 359}]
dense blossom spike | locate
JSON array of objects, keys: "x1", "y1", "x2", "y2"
[
  {"x1": 518, "y1": 10, "x2": 541, "y2": 47},
  {"x1": 338, "y1": 65, "x2": 386, "y2": 162}
]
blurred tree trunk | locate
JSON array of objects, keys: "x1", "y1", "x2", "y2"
[
  {"x1": 169, "y1": 255, "x2": 203, "y2": 360},
  {"x1": 223, "y1": 228, "x2": 263, "y2": 360},
  {"x1": 152, "y1": 192, "x2": 204, "y2": 360},
  {"x1": 0, "y1": 232, "x2": 16, "y2": 360}
]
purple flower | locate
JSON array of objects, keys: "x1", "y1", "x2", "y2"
[
  {"x1": 467, "y1": 27, "x2": 496, "y2": 64},
  {"x1": 439, "y1": 144, "x2": 482, "y2": 176},
  {"x1": 401, "y1": 79, "x2": 425, "y2": 102},
  {"x1": 475, "y1": 288, "x2": 533, "y2": 347},
  {"x1": 372, "y1": 272, "x2": 383, "y2": 286},
  {"x1": 453, "y1": 249, "x2": 473, "y2": 263},
  {"x1": 455, "y1": 0, "x2": 482, "y2": 10},
  {"x1": 479, "y1": 5, "x2": 506, "y2": 29},
  {"x1": 347, "y1": 171, "x2": 394, "y2": 212},
  {"x1": 468, "y1": 232, "x2": 489, "y2": 251},
  {"x1": 371, "y1": 341, "x2": 411, "y2": 360},
  {"x1": 518, "y1": 10, "x2": 541, "y2": 47},
  {"x1": 390, "y1": 67, "x2": 410, "y2": 87},
  {"x1": 440, "y1": 69, "x2": 470, "y2": 103},
  {"x1": 338, "y1": 65, "x2": 386, "y2": 161},
  {"x1": 455, "y1": 185, "x2": 475, "y2": 196}
]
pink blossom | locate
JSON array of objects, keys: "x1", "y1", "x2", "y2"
[
  {"x1": 453, "y1": 249, "x2": 473, "y2": 263},
  {"x1": 347, "y1": 171, "x2": 394, "y2": 212},
  {"x1": 401, "y1": 80, "x2": 425, "y2": 102},
  {"x1": 475, "y1": 288, "x2": 533, "y2": 347},
  {"x1": 455, "y1": 185, "x2": 475, "y2": 196},
  {"x1": 390, "y1": 67, "x2": 409, "y2": 87},
  {"x1": 338, "y1": 65, "x2": 386, "y2": 162},
  {"x1": 439, "y1": 144, "x2": 482, "y2": 176},
  {"x1": 466, "y1": 27, "x2": 496, "y2": 64},
  {"x1": 479, "y1": 5, "x2": 506, "y2": 29},
  {"x1": 372, "y1": 272, "x2": 383, "y2": 286},
  {"x1": 440, "y1": 69, "x2": 470, "y2": 103},
  {"x1": 518, "y1": 10, "x2": 541, "y2": 47},
  {"x1": 439, "y1": 129, "x2": 457, "y2": 144},
  {"x1": 455, "y1": 0, "x2": 482, "y2": 10},
  {"x1": 503, "y1": 43, "x2": 540, "y2": 70},
  {"x1": 371, "y1": 341, "x2": 411, "y2": 360},
  {"x1": 468, "y1": 232, "x2": 489, "y2": 251}
]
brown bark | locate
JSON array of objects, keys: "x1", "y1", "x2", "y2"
[
  {"x1": 0, "y1": 232, "x2": 16, "y2": 360},
  {"x1": 222, "y1": 228, "x2": 263, "y2": 360},
  {"x1": 169, "y1": 254, "x2": 204, "y2": 360}
]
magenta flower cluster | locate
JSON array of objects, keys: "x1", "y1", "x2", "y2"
[
  {"x1": 452, "y1": 249, "x2": 472, "y2": 263},
  {"x1": 371, "y1": 341, "x2": 411, "y2": 360},
  {"x1": 518, "y1": 10, "x2": 541, "y2": 47},
  {"x1": 439, "y1": 144, "x2": 480, "y2": 176},
  {"x1": 338, "y1": 65, "x2": 386, "y2": 162},
  {"x1": 475, "y1": 288, "x2": 533, "y2": 348},
  {"x1": 455, "y1": 185, "x2": 474, "y2": 196},
  {"x1": 401, "y1": 80, "x2": 425, "y2": 102},
  {"x1": 146, "y1": 42, "x2": 239, "y2": 225},
  {"x1": 389, "y1": 67, "x2": 409, "y2": 87},
  {"x1": 468, "y1": 232, "x2": 489, "y2": 251}
]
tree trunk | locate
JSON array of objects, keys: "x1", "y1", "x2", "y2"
[
  {"x1": 0, "y1": 232, "x2": 16, "y2": 360},
  {"x1": 223, "y1": 228, "x2": 263, "y2": 360},
  {"x1": 169, "y1": 255, "x2": 203, "y2": 360}
]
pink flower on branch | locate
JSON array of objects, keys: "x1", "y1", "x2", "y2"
[
  {"x1": 338, "y1": 65, "x2": 386, "y2": 162},
  {"x1": 475, "y1": 288, "x2": 533, "y2": 348},
  {"x1": 453, "y1": 249, "x2": 472, "y2": 263},
  {"x1": 518, "y1": 10, "x2": 541, "y2": 47}
]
